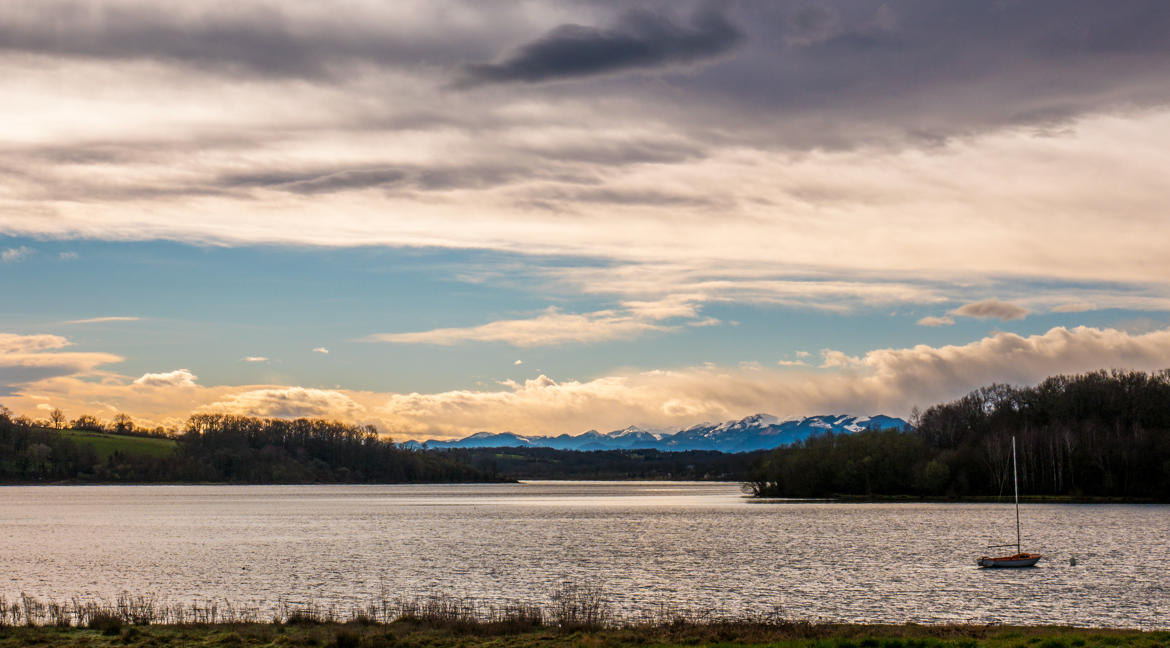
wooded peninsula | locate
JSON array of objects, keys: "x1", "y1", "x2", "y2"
[{"x1": 747, "y1": 369, "x2": 1170, "y2": 500}]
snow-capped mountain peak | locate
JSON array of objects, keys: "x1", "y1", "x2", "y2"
[{"x1": 415, "y1": 413, "x2": 907, "y2": 452}]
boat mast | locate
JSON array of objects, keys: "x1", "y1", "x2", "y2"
[{"x1": 1012, "y1": 435, "x2": 1020, "y2": 554}]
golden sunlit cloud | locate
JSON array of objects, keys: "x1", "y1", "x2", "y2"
[
  {"x1": 62, "y1": 316, "x2": 141, "y2": 325},
  {"x1": 132, "y1": 369, "x2": 198, "y2": 388},
  {"x1": 951, "y1": 299, "x2": 1029, "y2": 321},
  {"x1": 366, "y1": 306, "x2": 680, "y2": 347},
  {"x1": 4, "y1": 326, "x2": 1169, "y2": 439}
]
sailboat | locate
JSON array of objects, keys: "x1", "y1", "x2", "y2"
[{"x1": 977, "y1": 436, "x2": 1042, "y2": 568}]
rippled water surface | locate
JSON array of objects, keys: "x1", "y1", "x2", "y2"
[{"x1": 1, "y1": 482, "x2": 1167, "y2": 627}]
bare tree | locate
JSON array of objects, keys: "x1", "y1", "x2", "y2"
[
  {"x1": 113, "y1": 413, "x2": 134, "y2": 434},
  {"x1": 49, "y1": 408, "x2": 65, "y2": 430},
  {"x1": 72, "y1": 414, "x2": 103, "y2": 432}
]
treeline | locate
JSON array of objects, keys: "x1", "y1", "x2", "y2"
[
  {"x1": 0, "y1": 409, "x2": 109, "y2": 481},
  {"x1": 0, "y1": 410, "x2": 495, "y2": 484},
  {"x1": 179, "y1": 414, "x2": 491, "y2": 483},
  {"x1": 748, "y1": 369, "x2": 1170, "y2": 500},
  {"x1": 6, "y1": 405, "x2": 175, "y2": 438},
  {"x1": 448, "y1": 446, "x2": 766, "y2": 481}
]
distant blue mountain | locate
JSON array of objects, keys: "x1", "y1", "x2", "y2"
[{"x1": 411, "y1": 414, "x2": 907, "y2": 453}]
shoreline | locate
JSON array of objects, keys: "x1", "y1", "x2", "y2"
[
  {"x1": 4, "y1": 480, "x2": 1162, "y2": 504},
  {"x1": 2, "y1": 620, "x2": 1167, "y2": 648},
  {"x1": 751, "y1": 494, "x2": 1165, "y2": 504}
]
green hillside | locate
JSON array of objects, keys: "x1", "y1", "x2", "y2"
[{"x1": 55, "y1": 429, "x2": 177, "y2": 459}]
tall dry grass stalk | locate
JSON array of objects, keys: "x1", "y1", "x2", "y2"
[{"x1": 0, "y1": 584, "x2": 800, "y2": 631}]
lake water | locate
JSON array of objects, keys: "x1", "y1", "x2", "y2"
[{"x1": 1, "y1": 482, "x2": 1167, "y2": 628}]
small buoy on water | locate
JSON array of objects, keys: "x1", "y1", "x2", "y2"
[{"x1": 1069, "y1": 556, "x2": 1077, "y2": 566}]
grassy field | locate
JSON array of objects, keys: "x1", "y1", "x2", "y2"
[
  {"x1": 0, "y1": 621, "x2": 1165, "y2": 648},
  {"x1": 55, "y1": 428, "x2": 177, "y2": 459}
]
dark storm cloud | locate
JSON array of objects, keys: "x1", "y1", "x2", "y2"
[
  {"x1": 460, "y1": 1, "x2": 1170, "y2": 150},
  {"x1": 4, "y1": 1, "x2": 1168, "y2": 146},
  {"x1": 686, "y1": 0, "x2": 1170, "y2": 145},
  {"x1": 0, "y1": 1, "x2": 494, "y2": 79},
  {"x1": 458, "y1": 4, "x2": 743, "y2": 86},
  {"x1": 5, "y1": 0, "x2": 1170, "y2": 207}
]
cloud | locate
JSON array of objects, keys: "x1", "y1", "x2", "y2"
[
  {"x1": 459, "y1": 5, "x2": 743, "y2": 86},
  {"x1": 513, "y1": 359, "x2": 523, "y2": 365},
  {"x1": 312, "y1": 347, "x2": 329, "y2": 354},
  {"x1": 0, "y1": 333, "x2": 122, "y2": 396},
  {"x1": 776, "y1": 359, "x2": 807, "y2": 367},
  {"x1": 687, "y1": 316, "x2": 721, "y2": 327},
  {"x1": 5, "y1": 2, "x2": 1170, "y2": 316},
  {"x1": 132, "y1": 369, "x2": 197, "y2": 388},
  {"x1": 854, "y1": 326, "x2": 1170, "y2": 408},
  {"x1": 0, "y1": 334, "x2": 70, "y2": 354},
  {"x1": 620, "y1": 294, "x2": 703, "y2": 320},
  {"x1": 243, "y1": 356, "x2": 269, "y2": 363},
  {"x1": 58, "y1": 251, "x2": 79, "y2": 260},
  {"x1": 819, "y1": 349, "x2": 861, "y2": 369},
  {"x1": 2, "y1": 246, "x2": 32, "y2": 263},
  {"x1": 63, "y1": 316, "x2": 140, "y2": 325},
  {"x1": 1052, "y1": 302, "x2": 1097, "y2": 313},
  {"x1": 917, "y1": 315, "x2": 955, "y2": 327},
  {"x1": 952, "y1": 299, "x2": 1030, "y2": 321},
  {"x1": 547, "y1": 266, "x2": 949, "y2": 313},
  {"x1": 201, "y1": 387, "x2": 363, "y2": 419},
  {"x1": 4, "y1": 325, "x2": 1170, "y2": 438},
  {"x1": 225, "y1": 167, "x2": 408, "y2": 195},
  {"x1": 365, "y1": 306, "x2": 673, "y2": 347},
  {"x1": 376, "y1": 325, "x2": 1170, "y2": 438},
  {"x1": 0, "y1": 3, "x2": 508, "y2": 81}
]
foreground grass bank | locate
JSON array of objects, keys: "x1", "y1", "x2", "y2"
[
  {"x1": 1, "y1": 621, "x2": 1166, "y2": 648},
  {"x1": 2, "y1": 593, "x2": 1163, "y2": 647}
]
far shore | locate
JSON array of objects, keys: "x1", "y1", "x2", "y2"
[
  {"x1": 752, "y1": 493, "x2": 1166, "y2": 504},
  {"x1": 2, "y1": 480, "x2": 1166, "y2": 504}
]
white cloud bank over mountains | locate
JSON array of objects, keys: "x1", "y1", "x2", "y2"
[{"x1": 3, "y1": 326, "x2": 1168, "y2": 439}]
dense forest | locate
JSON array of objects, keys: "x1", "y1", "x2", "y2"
[
  {"x1": 0, "y1": 410, "x2": 494, "y2": 484},
  {"x1": 448, "y1": 446, "x2": 766, "y2": 481},
  {"x1": 747, "y1": 370, "x2": 1170, "y2": 500}
]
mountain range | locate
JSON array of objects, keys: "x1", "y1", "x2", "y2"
[{"x1": 409, "y1": 414, "x2": 908, "y2": 453}]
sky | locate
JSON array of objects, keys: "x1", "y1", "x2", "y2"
[{"x1": 3, "y1": 0, "x2": 1170, "y2": 440}]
